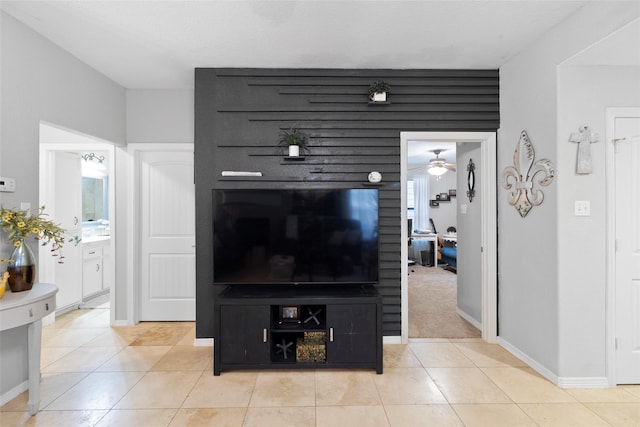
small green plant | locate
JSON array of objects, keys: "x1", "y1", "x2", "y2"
[
  {"x1": 368, "y1": 81, "x2": 390, "y2": 95},
  {"x1": 278, "y1": 128, "x2": 309, "y2": 151}
]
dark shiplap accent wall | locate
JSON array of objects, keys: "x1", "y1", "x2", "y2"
[{"x1": 195, "y1": 69, "x2": 499, "y2": 338}]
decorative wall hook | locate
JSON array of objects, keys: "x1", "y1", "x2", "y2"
[
  {"x1": 569, "y1": 125, "x2": 598, "y2": 174},
  {"x1": 502, "y1": 131, "x2": 555, "y2": 218}
]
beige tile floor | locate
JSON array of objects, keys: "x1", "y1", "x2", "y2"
[{"x1": 1, "y1": 307, "x2": 639, "y2": 426}]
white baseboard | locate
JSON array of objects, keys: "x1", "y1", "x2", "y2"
[
  {"x1": 498, "y1": 337, "x2": 559, "y2": 385},
  {"x1": 111, "y1": 320, "x2": 131, "y2": 327},
  {"x1": 383, "y1": 336, "x2": 402, "y2": 344},
  {"x1": 194, "y1": 338, "x2": 214, "y2": 347},
  {"x1": 0, "y1": 381, "x2": 27, "y2": 406},
  {"x1": 498, "y1": 337, "x2": 613, "y2": 389},
  {"x1": 557, "y1": 376, "x2": 610, "y2": 388},
  {"x1": 42, "y1": 312, "x2": 56, "y2": 327},
  {"x1": 456, "y1": 307, "x2": 481, "y2": 330}
]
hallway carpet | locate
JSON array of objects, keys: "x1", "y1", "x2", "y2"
[{"x1": 409, "y1": 265, "x2": 481, "y2": 339}]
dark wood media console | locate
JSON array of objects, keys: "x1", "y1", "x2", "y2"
[{"x1": 213, "y1": 285, "x2": 383, "y2": 376}]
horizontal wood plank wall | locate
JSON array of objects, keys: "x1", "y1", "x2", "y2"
[{"x1": 195, "y1": 68, "x2": 499, "y2": 338}]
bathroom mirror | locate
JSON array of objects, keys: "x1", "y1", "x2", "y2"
[{"x1": 82, "y1": 176, "x2": 108, "y2": 222}]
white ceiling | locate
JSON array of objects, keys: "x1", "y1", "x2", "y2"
[
  {"x1": 1, "y1": 0, "x2": 594, "y2": 89},
  {"x1": 5, "y1": 1, "x2": 637, "y2": 174}
]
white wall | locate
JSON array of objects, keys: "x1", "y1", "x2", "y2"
[
  {"x1": 0, "y1": 11, "x2": 126, "y2": 398},
  {"x1": 456, "y1": 143, "x2": 482, "y2": 323},
  {"x1": 126, "y1": 89, "x2": 194, "y2": 143},
  {"x1": 499, "y1": 3, "x2": 639, "y2": 382},
  {"x1": 557, "y1": 66, "x2": 640, "y2": 379},
  {"x1": 0, "y1": 12, "x2": 126, "y2": 210},
  {"x1": 428, "y1": 171, "x2": 457, "y2": 232}
]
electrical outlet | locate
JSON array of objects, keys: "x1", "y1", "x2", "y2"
[{"x1": 0, "y1": 177, "x2": 16, "y2": 192}]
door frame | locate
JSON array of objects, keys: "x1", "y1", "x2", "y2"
[
  {"x1": 605, "y1": 107, "x2": 640, "y2": 385},
  {"x1": 400, "y1": 131, "x2": 497, "y2": 344},
  {"x1": 38, "y1": 122, "x2": 116, "y2": 324},
  {"x1": 126, "y1": 143, "x2": 194, "y2": 324}
]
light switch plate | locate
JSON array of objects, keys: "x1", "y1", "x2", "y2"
[
  {"x1": 0, "y1": 177, "x2": 16, "y2": 192},
  {"x1": 574, "y1": 200, "x2": 590, "y2": 216}
]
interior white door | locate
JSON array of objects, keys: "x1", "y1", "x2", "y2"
[
  {"x1": 52, "y1": 151, "x2": 83, "y2": 310},
  {"x1": 139, "y1": 150, "x2": 195, "y2": 320},
  {"x1": 614, "y1": 113, "x2": 640, "y2": 384}
]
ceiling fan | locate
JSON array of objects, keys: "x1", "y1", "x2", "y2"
[{"x1": 426, "y1": 149, "x2": 456, "y2": 176}]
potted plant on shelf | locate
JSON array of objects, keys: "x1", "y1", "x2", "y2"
[
  {"x1": 368, "y1": 81, "x2": 390, "y2": 102},
  {"x1": 0, "y1": 205, "x2": 66, "y2": 292},
  {"x1": 278, "y1": 128, "x2": 309, "y2": 157}
]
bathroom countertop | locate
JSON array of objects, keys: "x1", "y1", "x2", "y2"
[{"x1": 82, "y1": 235, "x2": 110, "y2": 243}]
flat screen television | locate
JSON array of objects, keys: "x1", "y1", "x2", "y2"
[{"x1": 213, "y1": 188, "x2": 379, "y2": 285}]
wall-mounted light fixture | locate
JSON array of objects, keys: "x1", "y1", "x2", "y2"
[{"x1": 81, "y1": 153, "x2": 105, "y2": 163}]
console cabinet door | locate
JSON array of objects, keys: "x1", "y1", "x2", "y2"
[
  {"x1": 326, "y1": 304, "x2": 376, "y2": 364},
  {"x1": 219, "y1": 305, "x2": 270, "y2": 365}
]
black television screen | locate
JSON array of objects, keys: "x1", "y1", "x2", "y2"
[{"x1": 213, "y1": 188, "x2": 379, "y2": 285}]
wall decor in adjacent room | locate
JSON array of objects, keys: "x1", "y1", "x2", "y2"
[{"x1": 466, "y1": 159, "x2": 476, "y2": 202}]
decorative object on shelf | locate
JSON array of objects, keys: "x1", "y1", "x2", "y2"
[
  {"x1": 467, "y1": 159, "x2": 476, "y2": 202},
  {"x1": 569, "y1": 125, "x2": 599, "y2": 175},
  {"x1": 7, "y1": 239, "x2": 35, "y2": 292},
  {"x1": 296, "y1": 332, "x2": 326, "y2": 362},
  {"x1": 0, "y1": 269, "x2": 10, "y2": 298},
  {"x1": 367, "y1": 171, "x2": 382, "y2": 183},
  {"x1": 368, "y1": 81, "x2": 390, "y2": 102},
  {"x1": 1, "y1": 206, "x2": 66, "y2": 292},
  {"x1": 303, "y1": 307, "x2": 323, "y2": 325},
  {"x1": 440, "y1": 193, "x2": 450, "y2": 201},
  {"x1": 430, "y1": 200, "x2": 439, "y2": 207},
  {"x1": 279, "y1": 305, "x2": 301, "y2": 323},
  {"x1": 426, "y1": 149, "x2": 456, "y2": 178},
  {"x1": 502, "y1": 130, "x2": 555, "y2": 218},
  {"x1": 275, "y1": 338, "x2": 294, "y2": 360},
  {"x1": 449, "y1": 189, "x2": 456, "y2": 197},
  {"x1": 278, "y1": 128, "x2": 309, "y2": 157},
  {"x1": 221, "y1": 171, "x2": 263, "y2": 177}
]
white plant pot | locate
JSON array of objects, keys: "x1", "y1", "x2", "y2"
[
  {"x1": 371, "y1": 92, "x2": 387, "y2": 102},
  {"x1": 288, "y1": 145, "x2": 300, "y2": 157}
]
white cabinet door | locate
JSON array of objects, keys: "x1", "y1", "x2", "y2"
[
  {"x1": 139, "y1": 150, "x2": 195, "y2": 321},
  {"x1": 51, "y1": 151, "x2": 82, "y2": 310},
  {"x1": 82, "y1": 259, "x2": 102, "y2": 297}
]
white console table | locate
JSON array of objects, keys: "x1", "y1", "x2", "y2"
[{"x1": 0, "y1": 283, "x2": 57, "y2": 415}]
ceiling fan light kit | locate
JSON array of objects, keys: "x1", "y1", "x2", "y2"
[{"x1": 426, "y1": 149, "x2": 456, "y2": 176}]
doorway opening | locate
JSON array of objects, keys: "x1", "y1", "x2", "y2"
[
  {"x1": 406, "y1": 141, "x2": 471, "y2": 338},
  {"x1": 38, "y1": 122, "x2": 116, "y2": 325},
  {"x1": 400, "y1": 132, "x2": 497, "y2": 344}
]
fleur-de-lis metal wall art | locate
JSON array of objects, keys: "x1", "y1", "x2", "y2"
[{"x1": 502, "y1": 130, "x2": 555, "y2": 218}]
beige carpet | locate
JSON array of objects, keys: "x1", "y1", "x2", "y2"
[{"x1": 408, "y1": 265, "x2": 481, "y2": 338}]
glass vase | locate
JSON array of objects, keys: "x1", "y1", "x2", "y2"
[{"x1": 7, "y1": 240, "x2": 36, "y2": 292}]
